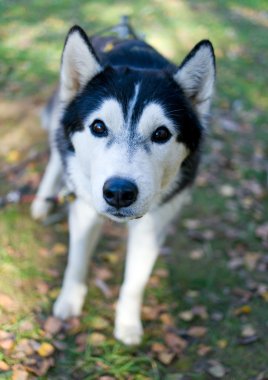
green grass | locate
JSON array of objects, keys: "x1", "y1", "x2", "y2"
[{"x1": 1, "y1": 0, "x2": 268, "y2": 379}]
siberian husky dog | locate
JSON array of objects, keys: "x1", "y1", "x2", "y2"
[{"x1": 31, "y1": 23, "x2": 215, "y2": 345}]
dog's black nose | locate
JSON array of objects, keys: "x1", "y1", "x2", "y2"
[{"x1": 103, "y1": 177, "x2": 138, "y2": 209}]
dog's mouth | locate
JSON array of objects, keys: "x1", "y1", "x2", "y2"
[{"x1": 104, "y1": 207, "x2": 143, "y2": 222}]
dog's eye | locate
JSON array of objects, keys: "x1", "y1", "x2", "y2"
[
  {"x1": 151, "y1": 126, "x2": 172, "y2": 144},
  {"x1": 90, "y1": 119, "x2": 108, "y2": 137}
]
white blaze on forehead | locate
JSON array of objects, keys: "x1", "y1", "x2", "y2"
[
  {"x1": 84, "y1": 98, "x2": 124, "y2": 134},
  {"x1": 126, "y1": 83, "x2": 140, "y2": 128},
  {"x1": 137, "y1": 102, "x2": 175, "y2": 136}
]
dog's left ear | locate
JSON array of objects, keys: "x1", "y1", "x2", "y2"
[
  {"x1": 174, "y1": 40, "x2": 215, "y2": 123},
  {"x1": 60, "y1": 25, "x2": 102, "y2": 103}
]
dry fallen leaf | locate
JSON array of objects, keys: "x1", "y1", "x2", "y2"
[
  {"x1": 164, "y1": 332, "x2": 187, "y2": 353},
  {"x1": 26, "y1": 357, "x2": 55, "y2": 376},
  {"x1": 151, "y1": 342, "x2": 167, "y2": 353},
  {"x1": 142, "y1": 305, "x2": 159, "y2": 321},
  {"x1": 12, "y1": 369, "x2": 29, "y2": 380},
  {"x1": 234, "y1": 305, "x2": 252, "y2": 316},
  {"x1": 88, "y1": 332, "x2": 106, "y2": 346},
  {"x1": 37, "y1": 342, "x2": 55, "y2": 357},
  {"x1": 157, "y1": 351, "x2": 176, "y2": 365},
  {"x1": 197, "y1": 344, "x2": 212, "y2": 356},
  {"x1": 188, "y1": 326, "x2": 207, "y2": 338},
  {"x1": 160, "y1": 313, "x2": 174, "y2": 326},
  {"x1": 0, "y1": 360, "x2": 10, "y2": 371},
  {"x1": 178, "y1": 310, "x2": 194, "y2": 322},
  {"x1": 241, "y1": 324, "x2": 256, "y2": 337},
  {"x1": 44, "y1": 316, "x2": 62, "y2": 335},
  {"x1": 207, "y1": 361, "x2": 226, "y2": 378},
  {"x1": 14, "y1": 339, "x2": 35, "y2": 356},
  {"x1": 0, "y1": 330, "x2": 15, "y2": 351},
  {"x1": 65, "y1": 317, "x2": 82, "y2": 334}
]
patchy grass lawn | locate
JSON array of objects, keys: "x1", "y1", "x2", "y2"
[{"x1": 0, "y1": 1, "x2": 268, "y2": 379}]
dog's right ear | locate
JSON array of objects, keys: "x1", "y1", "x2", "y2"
[{"x1": 60, "y1": 25, "x2": 102, "y2": 103}]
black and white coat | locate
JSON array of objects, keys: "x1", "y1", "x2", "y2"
[{"x1": 32, "y1": 26, "x2": 215, "y2": 345}]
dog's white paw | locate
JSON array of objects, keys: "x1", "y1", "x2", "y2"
[
  {"x1": 114, "y1": 320, "x2": 143, "y2": 345},
  {"x1": 31, "y1": 198, "x2": 52, "y2": 220},
  {"x1": 53, "y1": 283, "x2": 87, "y2": 320}
]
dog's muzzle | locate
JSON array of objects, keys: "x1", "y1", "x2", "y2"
[{"x1": 103, "y1": 177, "x2": 138, "y2": 209}]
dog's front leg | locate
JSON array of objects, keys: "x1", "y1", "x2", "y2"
[
  {"x1": 115, "y1": 192, "x2": 189, "y2": 345},
  {"x1": 114, "y1": 213, "x2": 162, "y2": 345},
  {"x1": 31, "y1": 151, "x2": 62, "y2": 220},
  {"x1": 53, "y1": 198, "x2": 103, "y2": 319}
]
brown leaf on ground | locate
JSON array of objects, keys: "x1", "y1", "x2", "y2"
[
  {"x1": 26, "y1": 357, "x2": 55, "y2": 376},
  {"x1": 160, "y1": 313, "x2": 175, "y2": 326},
  {"x1": 13, "y1": 339, "x2": 35, "y2": 357},
  {"x1": 142, "y1": 305, "x2": 159, "y2": 321},
  {"x1": 0, "y1": 330, "x2": 15, "y2": 351},
  {"x1": 197, "y1": 344, "x2": 212, "y2": 356},
  {"x1": 64, "y1": 317, "x2": 82, "y2": 334},
  {"x1": 188, "y1": 326, "x2": 207, "y2": 338},
  {"x1": 157, "y1": 351, "x2": 176, "y2": 365},
  {"x1": 0, "y1": 360, "x2": 10, "y2": 371},
  {"x1": 151, "y1": 342, "x2": 167, "y2": 353},
  {"x1": 88, "y1": 332, "x2": 106, "y2": 346},
  {"x1": 164, "y1": 332, "x2": 187, "y2": 353},
  {"x1": 12, "y1": 369, "x2": 29, "y2": 380},
  {"x1": 43, "y1": 316, "x2": 63, "y2": 335}
]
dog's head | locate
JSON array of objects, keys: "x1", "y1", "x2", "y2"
[{"x1": 60, "y1": 26, "x2": 215, "y2": 222}]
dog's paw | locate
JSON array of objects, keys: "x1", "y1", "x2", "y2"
[
  {"x1": 114, "y1": 320, "x2": 143, "y2": 345},
  {"x1": 53, "y1": 283, "x2": 87, "y2": 320},
  {"x1": 31, "y1": 198, "x2": 51, "y2": 221}
]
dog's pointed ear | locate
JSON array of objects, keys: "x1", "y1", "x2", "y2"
[
  {"x1": 174, "y1": 40, "x2": 215, "y2": 123},
  {"x1": 60, "y1": 25, "x2": 102, "y2": 103}
]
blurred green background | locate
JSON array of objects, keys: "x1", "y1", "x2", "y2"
[{"x1": 0, "y1": 1, "x2": 268, "y2": 379}]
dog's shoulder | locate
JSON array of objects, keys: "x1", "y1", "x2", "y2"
[{"x1": 90, "y1": 36, "x2": 175, "y2": 71}]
